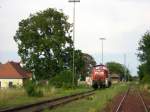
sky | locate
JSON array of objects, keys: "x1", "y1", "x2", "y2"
[{"x1": 0, "y1": 0, "x2": 150, "y2": 75}]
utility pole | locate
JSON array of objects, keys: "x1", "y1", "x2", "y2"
[
  {"x1": 124, "y1": 54, "x2": 127, "y2": 81},
  {"x1": 68, "y1": 0, "x2": 80, "y2": 86},
  {"x1": 99, "y1": 38, "x2": 105, "y2": 65},
  {"x1": 128, "y1": 64, "x2": 130, "y2": 81}
]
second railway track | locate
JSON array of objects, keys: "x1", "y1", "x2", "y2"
[
  {"x1": 0, "y1": 90, "x2": 95, "y2": 112},
  {"x1": 113, "y1": 86, "x2": 149, "y2": 112}
]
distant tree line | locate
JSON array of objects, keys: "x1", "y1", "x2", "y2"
[
  {"x1": 106, "y1": 62, "x2": 132, "y2": 81},
  {"x1": 137, "y1": 31, "x2": 150, "y2": 83}
]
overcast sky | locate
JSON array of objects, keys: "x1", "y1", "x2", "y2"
[{"x1": 1, "y1": 0, "x2": 150, "y2": 75}]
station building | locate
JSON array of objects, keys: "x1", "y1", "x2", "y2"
[
  {"x1": 110, "y1": 74, "x2": 120, "y2": 84},
  {"x1": 0, "y1": 61, "x2": 32, "y2": 88}
]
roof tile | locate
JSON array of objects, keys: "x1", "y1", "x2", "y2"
[{"x1": 0, "y1": 61, "x2": 32, "y2": 79}]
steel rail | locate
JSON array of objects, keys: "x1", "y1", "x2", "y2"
[
  {"x1": 114, "y1": 87, "x2": 149, "y2": 112},
  {"x1": 114, "y1": 87, "x2": 130, "y2": 112},
  {"x1": 0, "y1": 90, "x2": 95, "y2": 112},
  {"x1": 137, "y1": 90, "x2": 149, "y2": 112}
]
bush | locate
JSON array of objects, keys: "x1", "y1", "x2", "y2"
[
  {"x1": 24, "y1": 80, "x2": 43, "y2": 97},
  {"x1": 49, "y1": 70, "x2": 77, "y2": 88},
  {"x1": 140, "y1": 75, "x2": 150, "y2": 84}
]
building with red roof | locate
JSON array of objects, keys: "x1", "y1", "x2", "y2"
[{"x1": 0, "y1": 61, "x2": 32, "y2": 88}]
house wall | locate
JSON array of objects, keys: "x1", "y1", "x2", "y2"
[
  {"x1": 111, "y1": 78, "x2": 120, "y2": 84},
  {"x1": 0, "y1": 79, "x2": 23, "y2": 88}
]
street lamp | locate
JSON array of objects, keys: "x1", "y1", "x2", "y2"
[
  {"x1": 99, "y1": 38, "x2": 106, "y2": 65},
  {"x1": 68, "y1": 0, "x2": 80, "y2": 86}
]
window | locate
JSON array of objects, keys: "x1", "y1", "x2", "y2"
[{"x1": 9, "y1": 82, "x2": 13, "y2": 88}]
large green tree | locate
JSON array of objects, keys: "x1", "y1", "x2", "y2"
[
  {"x1": 14, "y1": 8, "x2": 73, "y2": 80},
  {"x1": 137, "y1": 31, "x2": 150, "y2": 80}
]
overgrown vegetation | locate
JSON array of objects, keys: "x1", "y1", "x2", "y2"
[
  {"x1": 0, "y1": 86, "x2": 90, "y2": 109},
  {"x1": 45, "y1": 83, "x2": 128, "y2": 112},
  {"x1": 49, "y1": 70, "x2": 76, "y2": 88},
  {"x1": 140, "y1": 75, "x2": 150, "y2": 84},
  {"x1": 24, "y1": 80, "x2": 43, "y2": 97}
]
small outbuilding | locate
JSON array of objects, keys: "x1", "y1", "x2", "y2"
[
  {"x1": 110, "y1": 74, "x2": 120, "y2": 84},
  {"x1": 0, "y1": 61, "x2": 32, "y2": 88}
]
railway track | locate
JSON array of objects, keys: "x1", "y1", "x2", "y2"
[
  {"x1": 0, "y1": 90, "x2": 95, "y2": 112},
  {"x1": 113, "y1": 87, "x2": 149, "y2": 112}
]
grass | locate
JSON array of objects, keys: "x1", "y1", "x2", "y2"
[
  {"x1": 43, "y1": 83, "x2": 128, "y2": 112},
  {"x1": 0, "y1": 86, "x2": 91, "y2": 109}
]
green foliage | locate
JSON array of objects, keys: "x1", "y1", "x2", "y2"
[
  {"x1": 140, "y1": 75, "x2": 150, "y2": 84},
  {"x1": 49, "y1": 70, "x2": 76, "y2": 88},
  {"x1": 80, "y1": 53, "x2": 96, "y2": 80},
  {"x1": 48, "y1": 84, "x2": 128, "y2": 112},
  {"x1": 74, "y1": 50, "x2": 85, "y2": 78},
  {"x1": 14, "y1": 8, "x2": 87, "y2": 81},
  {"x1": 0, "y1": 86, "x2": 90, "y2": 109},
  {"x1": 106, "y1": 62, "x2": 131, "y2": 81},
  {"x1": 128, "y1": 75, "x2": 133, "y2": 81},
  {"x1": 106, "y1": 62, "x2": 124, "y2": 75},
  {"x1": 14, "y1": 8, "x2": 73, "y2": 80},
  {"x1": 138, "y1": 63, "x2": 149, "y2": 80},
  {"x1": 137, "y1": 31, "x2": 150, "y2": 80},
  {"x1": 24, "y1": 80, "x2": 43, "y2": 97},
  {"x1": 138, "y1": 32, "x2": 150, "y2": 64}
]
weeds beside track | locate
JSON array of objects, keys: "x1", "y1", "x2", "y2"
[{"x1": 0, "y1": 90, "x2": 95, "y2": 112}]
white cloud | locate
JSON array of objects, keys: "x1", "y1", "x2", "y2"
[{"x1": 74, "y1": 0, "x2": 150, "y2": 54}]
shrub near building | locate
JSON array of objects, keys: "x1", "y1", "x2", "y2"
[
  {"x1": 24, "y1": 80, "x2": 43, "y2": 97},
  {"x1": 49, "y1": 70, "x2": 76, "y2": 88}
]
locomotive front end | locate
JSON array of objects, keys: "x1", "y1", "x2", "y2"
[{"x1": 91, "y1": 65, "x2": 111, "y2": 89}]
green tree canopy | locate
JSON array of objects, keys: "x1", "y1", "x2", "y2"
[
  {"x1": 138, "y1": 63, "x2": 149, "y2": 80},
  {"x1": 80, "y1": 53, "x2": 96, "y2": 80},
  {"x1": 138, "y1": 32, "x2": 150, "y2": 64},
  {"x1": 106, "y1": 62, "x2": 131, "y2": 80},
  {"x1": 137, "y1": 31, "x2": 150, "y2": 80},
  {"x1": 106, "y1": 62, "x2": 124, "y2": 75},
  {"x1": 74, "y1": 50, "x2": 85, "y2": 75},
  {"x1": 14, "y1": 8, "x2": 73, "y2": 80}
]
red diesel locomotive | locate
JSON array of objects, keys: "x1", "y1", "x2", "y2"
[{"x1": 91, "y1": 64, "x2": 111, "y2": 89}]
